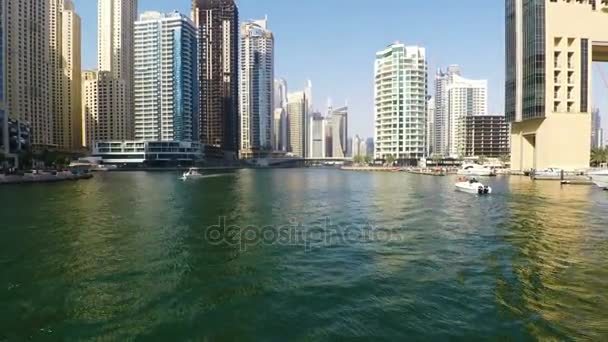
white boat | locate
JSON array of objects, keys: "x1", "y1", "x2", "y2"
[
  {"x1": 455, "y1": 178, "x2": 492, "y2": 195},
  {"x1": 181, "y1": 167, "x2": 204, "y2": 180},
  {"x1": 534, "y1": 167, "x2": 563, "y2": 178},
  {"x1": 588, "y1": 169, "x2": 608, "y2": 189},
  {"x1": 457, "y1": 164, "x2": 496, "y2": 176}
]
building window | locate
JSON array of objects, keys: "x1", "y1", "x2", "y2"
[{"x1": 581, "y1": 38, "x2": 589, "y2": 113}]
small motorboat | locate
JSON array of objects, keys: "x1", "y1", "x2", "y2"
[
  {"x1": 457, "y1": 164, "x2": 496, "y2": 176},
  {"x1": 588, "y1": 169, "x2": 608, "y2": 190},
  {"x1": 181, "y1": 167, "x2": 204, "y2": 180},
  {"x1": 533, "y1": 167, "x2": 563, "y2": 178},
  {"x1": 455, "y1": 177, "x2": 492, "y2": 195}
]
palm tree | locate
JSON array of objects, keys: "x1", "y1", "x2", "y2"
[
  {"x1": 591, "y1": 147, "x2": 608, "y2": 167},
  {"x1": 385, "y1": 155, "x2": 396, "y2": 166}
]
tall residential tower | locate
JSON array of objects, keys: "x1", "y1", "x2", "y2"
[
  {"x1": 239, "y1": 17, "x2": 274, "y2": 158},
  {"x1": 133, "y1": 11, "x2": 198, "y2": 142},
  {"x1": 5, "y1": 0, "x2": 52, "y2": 148},
  {"x1": 192, "y1": 0, "x2": 239, "y2": 156},
  {"x1": 374, "y1": 42, "x2": 428, "y2": 162}
]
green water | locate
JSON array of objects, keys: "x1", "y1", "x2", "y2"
[{"x1": 0, "y1": 169, "x2": 607, "y2": 340}]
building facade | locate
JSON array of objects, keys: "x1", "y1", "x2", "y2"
[
  {"x1": 273, "y1": 78, "x2": 288, "y2": 152},
  {"x1": 328, "y1": 105, "x2": 348, "y2": 158},
  {"x1": 374, "y1": 42, "x2": 428, "y2": 162},
  {"x1": 287, "y1": 91, "x2": 308, "y2": 158},
  {"x1": 239, "y1": 18, "x2": 274, "y2": 158},
  {"x1": 97, "y1": 0, "x2": 137, "y2": 141},
  {"x1": 434, "y1": 65, "x2": 461, "y2": 157},
  {"x1": 463, "y1": 114, "x2": 510, "y2": 158},
  {"x1": 310, "y1": 113, "x2": 327, "y2": 158},
  {"x1": 505, "y1": 0, "x2": 605, "y2": 171},
  {"x1": 446, "y1": 74, "x2": 488, "y2": 157},
  {"x1": 192, "y1": 0, "x2": 239, "y2": 155},
  {"x1": 133, "y1": 11, "x2": 198, "y2": 142},
  {"x1": 50, "y1": 0, "x2": 82, "y2": 151},
  {"x1": 82, "y1": 71, "x2": 128, "y2": 148},
  {"x1": 426, "y1": 95, "x2": 435, "y2": 156},
  {"x1": 591, "y1": 108, "x2": 604, "y2": 149},
  {"x1": 92, "y1": 140, "x2": 203, "y2": 165},
  {"x1": 6, "y1": 0, "x2": 52, "y2": 148}
]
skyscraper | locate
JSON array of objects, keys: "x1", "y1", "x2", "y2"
[
  {"x1": 97, "y1": 0, "x2": 137, "y2": 141},
  {"x1": 239, "y1": 17, "x2": 274, "y2": 158},
  {"x1": 310, "y1": 112, "x2": 327, "y2": 158},
  {"x1": 82, "y1": 71, "x2": 127, "y2": 148},
  {"x1": 426, "y1": 95, "x2": 435, "y2": 156},
  {"x1": 287, "y1": 91, "x2": 308, "y2": 158},
  {"x1": 50, "y1": 0, "x2": 82, "y2": 151},
  {"x1": 273, "y1": 78, "x2": 288, "y2": 152},
  {"x1": 434, "y1": 65, "x2": 461, "y2": 157},
  {"x1": 133, "y1": 11, "x2": 198, "y2": 142},
  {"x1": 6, "y1": 0, "x2": 52, "y2": 148},
  {"x1": 274, "y1": 78, "x2": 288, "y2": 110},
  {"x1": 329, "y1": 105, "x2": 348, "y2": 158},
  {"x1": 192, "y1": 0, "x2": 239, "y2": 155},
  {"x1": 446, "y1": 74, "x2": 487, "y2": 157},
  {"x1": 374, "y1": 42, "x2": 428, "y2": 162},
  {"x1": 591, "y1": 108, "x2": 604, "y2": 149}
]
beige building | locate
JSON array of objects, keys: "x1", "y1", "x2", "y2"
[
  {"x1": 82, "y1": 71, "x2": 127, "y2": 148},
  {"x1": 506, "y1": 0, "x2": 607, "y2": 171},
  {"x1": 50, "y1": 0, "x2": 82, "y2": 151},
  {"x1": 96, "y1": 0, "x2": 137, "y2": 141},
  {"x1": 5, "y1": 0, "x2": 52, "y2": 148},
  {"x1": 287, "y1": 91, "x2": 309, "y2": 158}
]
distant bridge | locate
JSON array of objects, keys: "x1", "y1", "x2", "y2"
[{"x1": 249, "y1": 157, "x2": 352, "y2": 167}]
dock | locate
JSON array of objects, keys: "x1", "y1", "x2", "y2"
[{"x1": 0, "y1": 172, "x2": 93, "y2": 185}]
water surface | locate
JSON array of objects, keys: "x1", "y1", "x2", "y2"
[{"x1": 0, "y1": 169, "x2": 607, "y2": 340}]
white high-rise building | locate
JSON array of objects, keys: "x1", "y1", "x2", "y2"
[
  {"x1": 239, "y1": 17, "x2": 274, "y2": 158},
  {"x1": 310, "y1": 112, "x2": 327, "y2": 158},
  {"x1": 274, "y1": 78, "x2": 288, "y2": 110},
  {"x1": 6, "y1": 0, "x2": 52, "y2": 148},
  {"x1": 446, "y1": 75, "x2": 487, "y2": 158},
  {"x1": 1, "y1": 0, "x2": 9, "y2": 154},
  {"x1": 97, "y1": 0, "x2": 137, "y2": 140},
  {"x1": 133, "y1": 11, "x2": 198, "y2": 142},
  {"x1": 273, "y1": 78, "x2": 288, "y2": 152},
  {"x1": 434, "y1": 65, "x2": 461, "y2": 157},
  {"x1": 426, "y1": 95, "x2": 435, "y2": 156},
  {"x1": 374, "y1": 42, "x2": 428, "y2": 162}
]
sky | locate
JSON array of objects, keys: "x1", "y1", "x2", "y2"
[{"x1": 73, "y1": 0, "x2": 608, "y2": 139}]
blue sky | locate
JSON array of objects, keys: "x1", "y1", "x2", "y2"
[{"x1": 73, "y1": 0, "x2": 608, "y2": 139}]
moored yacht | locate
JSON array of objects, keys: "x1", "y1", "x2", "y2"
[{"x1": 457, "y1": 164, "x2": 496, "y2": 176}]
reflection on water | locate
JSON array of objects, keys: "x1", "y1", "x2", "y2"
[{"x1": 0, "y1": 171, "x2": 607, "y2": 340}]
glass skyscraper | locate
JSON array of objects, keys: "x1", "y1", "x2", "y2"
[{"x1": 133, "y1": 11, "x2": 198, "y2": 141}]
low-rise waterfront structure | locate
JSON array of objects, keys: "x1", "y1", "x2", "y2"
[{"x1": 92, "y1": 140, "x2": 203, "y2": 166}]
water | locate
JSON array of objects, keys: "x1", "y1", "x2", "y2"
[{"x1": 0, "y1": 169, "x2": 607, "y2": 340}]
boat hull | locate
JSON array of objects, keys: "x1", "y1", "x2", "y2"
[
  {"x1": 455, "y1": 182, "x2": 492, "y2": 195},
  {"x1": 589, "y1": 172, "x2": 608, "y2": 189},
  {"x1": 457, "y1": 170, "x2": 495, "y2": 177}
]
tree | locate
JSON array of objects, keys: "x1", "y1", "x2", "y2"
[
  {"x1": 477, "y1": 155, "x2": 488, "y2": 165},
  {"x1": 385, "y1": 155, "x2": 396, "y2": 166},
  {"x1": 353, "y1": 155, "x2": 364, "y2": 164},
  {"x1": 363, "y1": 155, "x2": 372, "y2": 165},
  {"x1": 591, "y1": 147, "x2": 608, "y2": 167},
  {"x1": 499, "y1": 154, "x2": 510, "y2": 165}
]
